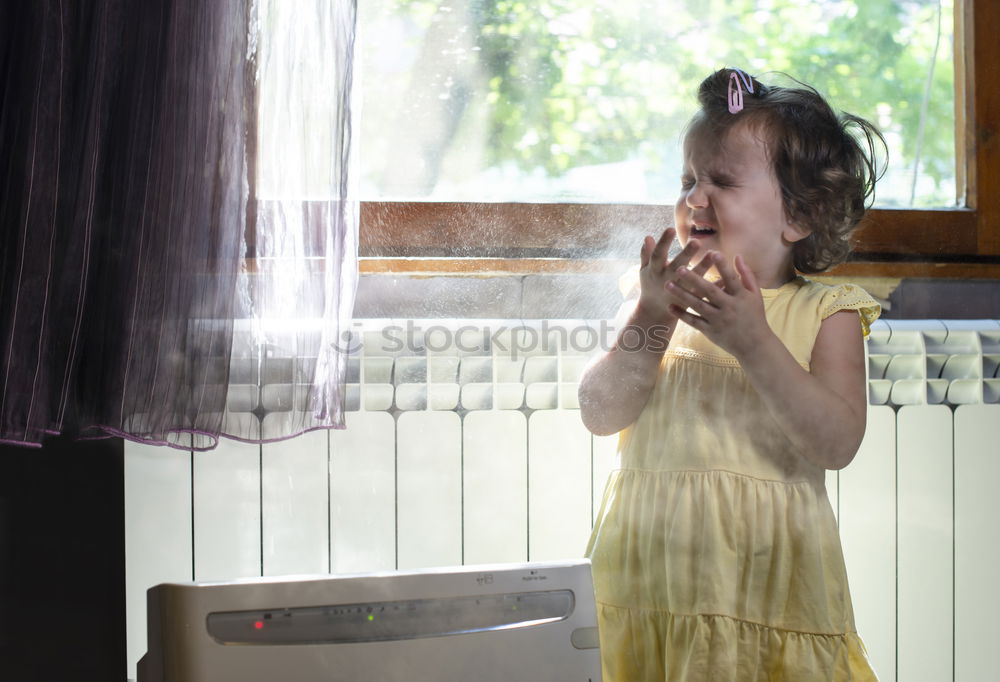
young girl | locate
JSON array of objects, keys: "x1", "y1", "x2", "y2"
[{"x1": 579, "y1": 68, "x2": 885, "y2": 681}]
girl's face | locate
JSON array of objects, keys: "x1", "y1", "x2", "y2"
[{"x1": 674, "y1": 122, "x2": 809, "y2": 288}]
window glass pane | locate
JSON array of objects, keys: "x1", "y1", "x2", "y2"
[{"x1": 359, "y1": 0, "x2": 955, "y2": 208}]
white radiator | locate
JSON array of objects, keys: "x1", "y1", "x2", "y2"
[{"x1": 125, "y1": 318, "x2": 1000, "y2": 681}]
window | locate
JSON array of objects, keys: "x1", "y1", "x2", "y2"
[
  {"x1": 360, "y1": 0, "x2": 956, "y2": 209},
  {"x1": 352, "y1": 0, "x2": 1000, "y2": 278}
]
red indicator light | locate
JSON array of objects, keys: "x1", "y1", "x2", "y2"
[{"x1": 254, "y1": 620, "x2": 264, "y2": 630}]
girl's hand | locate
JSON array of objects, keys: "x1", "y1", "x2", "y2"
[
  {"x1": 665, "y1": 253, "x2": 773, "y2": 359},
  {"x1": 637, "y1": 228, "x2": 711, "y2": 325},
  {"x1": 579, "y1": 228, "x2": 713, "y2": 437}
]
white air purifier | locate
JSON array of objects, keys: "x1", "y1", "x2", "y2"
[{"x1": 138, "y1": 559, "x2": 602, "y2": 682}]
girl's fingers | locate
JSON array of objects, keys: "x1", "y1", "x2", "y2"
[
  {"x1": 734, "y1": 255, "x2": 759, "y2": 293},
  {"x1": 667, "y1": 239, "x2": 700, "y2": 272},
  {"x1": 640, "y1": 235, "x2": 654, "y2": 268},
  {"x1": 668, "y1": 305, "x2": 708, "y2": 331},
  {"x1": 713, "y1": 254, "x2": 743, "y2": 293},
  {"x1": 690, "y1": 250, "x2": 717, "y2": 277},
  {"x1": 648, "y1": 228, "x2": 675, "y2": 268},
  {"x1": 674, "y1": 266, "x2": 722, "y2": 304},
  {"x1": 666, "y1": 276, "x2": 714, "y2": 313}
]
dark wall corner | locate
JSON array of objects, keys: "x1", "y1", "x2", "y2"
[
  {"x1": 885, "y1": 278, "x2": 1000, "y2": 319},
  {"x1": 0, "y1": 435, "x2": 125, "y2": 681}
]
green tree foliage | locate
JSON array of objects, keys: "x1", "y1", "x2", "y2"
[{"x1": 381, "y1": 0, "x2": 954, "y2": 206}]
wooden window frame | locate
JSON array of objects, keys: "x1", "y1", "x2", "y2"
[{"x1": 356, "y1": 0, "x2": 1000, "y2": 279}]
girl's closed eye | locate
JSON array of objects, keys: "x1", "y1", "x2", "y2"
[
  {"x1": 707, "y1": 172, "x2": 736, "y2": 189},
  {"x1": 681, "y1": 171, "x2": 736, "y2": 190}
]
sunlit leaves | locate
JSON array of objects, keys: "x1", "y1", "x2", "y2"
[{"x1": 367, "y1": 0, "x2": 954, "y2": 206}]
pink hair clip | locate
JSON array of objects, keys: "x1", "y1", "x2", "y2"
[{"x1": 727, "y1": 69, "x2": 755, "y2": 114}]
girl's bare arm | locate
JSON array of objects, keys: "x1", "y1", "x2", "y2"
[
  {"x1": 577, "y1": 300, "x2": 674, "y2": 436},
  {"x1": 736, "y1": 309, "x2": 867, "y2": 469}
]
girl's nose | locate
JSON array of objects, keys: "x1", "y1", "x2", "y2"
[{"x1": 685, "y1": 183, "x2": 708, "y2": 209}]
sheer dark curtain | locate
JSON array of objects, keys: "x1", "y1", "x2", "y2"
[{"x1": 0, "y1": 0, "x2": 357, "y2": 450}]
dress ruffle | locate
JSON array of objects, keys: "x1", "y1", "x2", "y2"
[
  {"x1": 588, "y1": 469, "x2": 852, "y2": 634},
  {"x1": 596, "y1": 602, "x2": 878, "y2": 682}
]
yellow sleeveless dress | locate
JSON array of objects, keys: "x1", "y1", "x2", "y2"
[{"x1": 586, "y1": 276, "x2": 881, "y2": 682}]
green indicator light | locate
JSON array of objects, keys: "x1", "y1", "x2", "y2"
[{"x1": 367, "y1": 614, "x2": 375, "y2": 622}]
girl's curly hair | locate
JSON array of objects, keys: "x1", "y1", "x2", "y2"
[{"x1": 686, "y1": 69, "x2": 887, "y2": 273}]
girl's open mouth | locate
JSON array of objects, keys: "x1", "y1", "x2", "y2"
[{"x1": 690, "y1": 225, "x2": 717, "y2": 237}]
